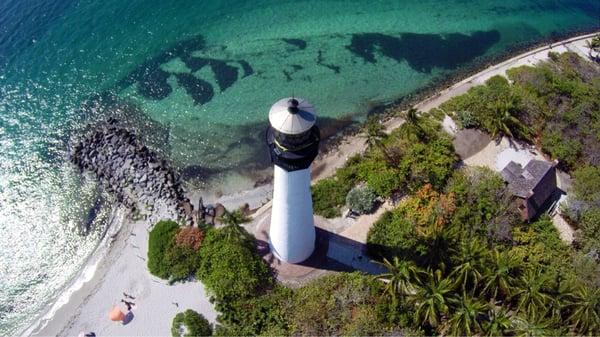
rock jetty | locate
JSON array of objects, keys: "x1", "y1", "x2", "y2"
[{"x1": 70, "y1": 119, "x2": 194, "y2": 225}]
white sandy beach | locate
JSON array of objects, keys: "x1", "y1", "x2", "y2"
[
  {"x1": 21, "y1": 32, "x2": 598, "y2": 337},
  {"x1": 26, "y1": 209, "x2": 217, "y2": 337}
]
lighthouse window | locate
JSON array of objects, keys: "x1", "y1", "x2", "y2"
[{"x1": 273, "y1": 129, "x2": 314, "y2": 149}]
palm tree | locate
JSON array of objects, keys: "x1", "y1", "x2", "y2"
[
  {"x1": 443, "y1": 294, "x2": 488, "y2": 336},
  {"x1": 363, "y1": 118, "x2": 396, "y2": 165},
  {"x1": 482, "y1": 249, "x2": 521, "y2": 301},
  {"x1": 402, "y1": 108, "x2": 426, "y2": 140},
  {"x1": 419, "y1": 218, "x2": 454, "y2": 270},
  {"x1": 486, "y1": 94, "x2": 530, "y2": 140},
  {"x1": 375, "y1": 257, "x2": 424, "y2": 302},
  {"x1": 449, "y1": 239, "x2": 487, "y2": 295},
  {"x1": 218, "y1": 209, "x2": 251, "y2": 243},
  {"x1": 565, "y1": 284, "x2": 600, "y2": 335},
  {"x1": 513, "y1": 268, "x2": 553, "y2": 319},
  {"x1": 484, "y1": 307, "x2": 512, "y2": 337},
  {"x1": 364, "y1": 117, "x2": 387, "y2": 149},
  {"x1": 411, "y1": 269, "x2": 454, "y2": 329}
]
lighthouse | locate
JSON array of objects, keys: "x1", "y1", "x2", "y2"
[{"x1": 266, "y1": 97, "x2": 320, "y2": 263}]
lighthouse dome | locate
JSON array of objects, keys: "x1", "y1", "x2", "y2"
[{"x1": 269, "y1": 97, "x2": 316, "y2": 135}]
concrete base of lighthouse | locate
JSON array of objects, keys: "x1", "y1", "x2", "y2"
[
  {"x1": 269, "y1": 165, "x2": 316, "y2": 264},
  {"x1": 255, "y1": 213, "x2": 330, "y2": 282}
]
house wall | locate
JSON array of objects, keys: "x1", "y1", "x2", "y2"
[
  {"x1": 525, "y1": 166, "x2": 557, "y2": 221},
  {"x1": 531, "y1": 167, "x2": 557, "y2": 207}
]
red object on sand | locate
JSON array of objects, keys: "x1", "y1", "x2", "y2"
[{"x1": 109, "y1": 305, "x2": 125, "y2": 321}]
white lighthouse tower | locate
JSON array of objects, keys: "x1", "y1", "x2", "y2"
[{"x1": 266, "y1": 97, "x2": 320, "y2": 263}]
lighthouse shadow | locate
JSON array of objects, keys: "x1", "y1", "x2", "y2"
[{"x1": 256, "y1": 227, "x2": 385, "y2": 281}]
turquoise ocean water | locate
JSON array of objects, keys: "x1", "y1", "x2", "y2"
[{"x1": 0, "y1": 0, "x2": 598, "y2": 335}]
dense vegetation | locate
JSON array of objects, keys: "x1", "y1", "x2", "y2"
[
  {"x1": 196, "y1": 224, "x2": 272, "y2": 302},
  {"x1": 171, "y1": 309, "x2": 212, "y2": 337},
  {"x1": 441, "y1": 51, "x2": 600, "y2": 257},
  {"x1": 563, "y1": 165, "x2": 600, "y2": 255},
  {"x1": 164, "y1": 223, "x2": 412, "y2": 336},
  {"x1": 213, "y1": 272, "x2": 422, "y2": 336},
  {"x1": 441, "y1": 52, "x2": 600, "y2": 170},
  {"x1": 367, "y1": 167, "x2": 600, "y2": 335},
  {"x1": 147, "y1": 220, "x2": 204, "y2": 283},
  {"x1": 151, "y1": 51, "x2": 600, "y2": 336},
  {"x1": 313, "y1": 112, "x2": 457, "y2": 218}
]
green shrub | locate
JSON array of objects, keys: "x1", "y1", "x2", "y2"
[
  {"x1": 401, "y1": 138, "x2": 457, "y2": 191},
  {"x1": 548, "y1": 51, "x2": 560, "y2": 62},
  {"x1": 428, "y1": 108, "x2": 446, "y2": 121},
  {"x1": 457, "y1": 110, "x2": 479, "y2": 128},
  {"x1": 288, "y1": 272, "x2": 392, "y2": 336},
  {"x1": 148, "y1": 220, "x2": 179, "y2": 279},
  {"x1": 367, "y1": 209, "x2": 419, "y2": 259},
  {"x1": 365, "y1": 166, "x2": 404, "y2": 198},
  {"x1": 163, "y1": 244, "x2": 203, "y2": 283},
  {"x1": 214, "y1": 286, "x2": 293, "y2": 336},
  {"x1": 147, "y1": 221, "x2": 203, "y2": 283},
  {"x1": 445, "y1": 167, "x2": 516, "y2": 239},
  {"x1": 540, "y1": 131, "x2": 582, "y2": 169},
  {"x1": 577, "y1": 209, "x2": 600, "y2": 253},
  {"x1": 312, "y1": 177, "x2": 348, "y2": 218},
  {"x1": 572, "y1": 166, "x2": 600, "y2": 202},
  {"x1": 197, "y1": 227, "x2": 272, "y2": 301},
  {"x1": 172, "y1": 309, "x2": 212, "y2": 337},
  {"x1": 346, "y1": 185, "x2": 377, "y2": 214}
]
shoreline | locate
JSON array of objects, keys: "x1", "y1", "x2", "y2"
[
  {"x1": 18, "y1": 30, "x2": 599, "y2": 337},
  {"x1": 18, "y1": 208, "x2": 128, "y2": 337},
  {"x1": 312, "y1": 31, "x2": 597, "y2": 180},
  {"x1": 317, "y1": 27, "x2": 599, "y2": 156}
]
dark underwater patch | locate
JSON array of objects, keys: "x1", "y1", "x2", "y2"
[
  {"x1": 117, "y1": 36, "x2": 207, "y2": 90},
  {"x1": 282, "y1": 38, "x2": 307, "y2": 49},
  {"x1": 208, "y1": 59, "x2": 238, "y2": 91},
  {"x1": 281, "y1": 64, "x2": 304, "y2": 82},
  {"x1": 180, "y1": 56, "x2": 239, "y2": 91},
  {"x1": 175, "y1": 73, "x2": 214, "y2": 105},
  {"x1": 238, "y1": 60, "x2": 254, "y2": 77},
  {"x1": 115, "y1": 35, "x2": 250, "y2": 100},
  {"x1": 168, "y1": 36, "x2": 206, "y2": 56},
  {"x1": 182, "y1": 56, "x2": 210, "y2": 72},
  {"x1": 316, "y1": 49, "x2": 341, "y2": 74},
  {"x1": 137, "y1": 68, "x2": 172, "y2": 99},
  {"x1": 347, "y1": 30, "x2": 501, "y2": 72},
  {"x1": 323, "y1": 64, "x2": 340, "y2": 73}
]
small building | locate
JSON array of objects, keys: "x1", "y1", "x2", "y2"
[{"x1": 501, "y1": 159, "x2": 558, "y2": 221}]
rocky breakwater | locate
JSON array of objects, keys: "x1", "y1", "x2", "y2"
[{"x1": 70, "y1": 119, "x2": 195, "y2": 225}]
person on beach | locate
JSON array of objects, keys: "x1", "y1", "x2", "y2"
[
  {"x1": 123, "y1": 292, "x2": 135, "y2": 299},
  {"x1": 198, "y1": 197, "x2": 205, "y2": 223},
  {"x1": 121, "y1": 299, "x2": 135, "y2": 311}
]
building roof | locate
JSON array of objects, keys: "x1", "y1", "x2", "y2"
[
  {"x1": 269, "y1": 97, "x2": 316, "y2": 135},
  {"x1": 501, "y1": 159, "x2": 554, "y2": 198}
]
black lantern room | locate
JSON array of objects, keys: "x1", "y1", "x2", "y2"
[{"x1": 266, "y1": 98, "x2": 320, "y2": 172}]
